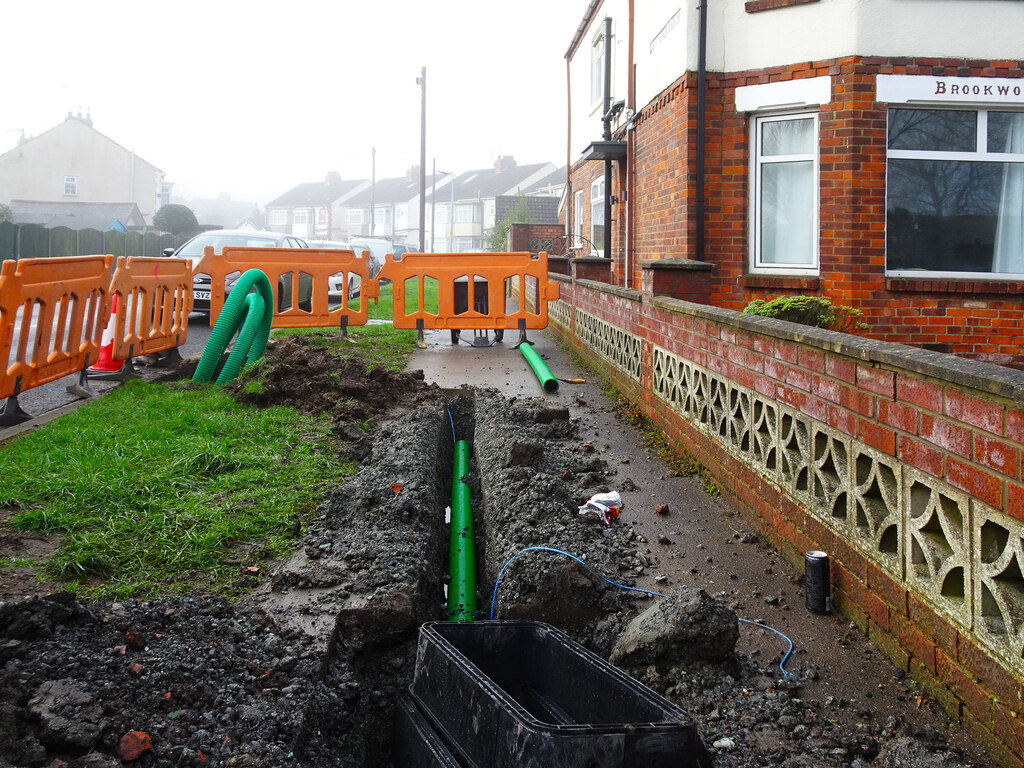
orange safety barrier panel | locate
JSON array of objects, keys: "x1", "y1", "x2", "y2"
[
  {"x1": 107, "y1": 256, "x2": 193, "y2": 360},
  {"x1": 0, "y1": 255, "x2": 113, "y2": 400},
  {"x1": 193, "y1": 246, "x2": 378, "y2": 329},
  {"x1": 377, "y1": 251, "x2": 559, "y2": 331}
]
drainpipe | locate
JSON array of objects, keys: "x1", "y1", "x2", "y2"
[
  {"x1": 696, "y1": 0, "x2": 708, "y2": 262},
  {"x1": 602, "y1": 16, "x2": 613, "y2": 261},
  {"x1": 566, "y1": 56, "x2": 573, "y2": 252},
  {"x1": 626, "y1": 0, "x2": 635, "y2": 287}
]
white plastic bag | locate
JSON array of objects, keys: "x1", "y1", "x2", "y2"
[{"x1": 578, "y1": 491, "x2": 623, "y2": 525}]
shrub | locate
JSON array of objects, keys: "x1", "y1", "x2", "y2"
[{"x1": 743, "y1": 296, "x2": 867, "y2": 333}]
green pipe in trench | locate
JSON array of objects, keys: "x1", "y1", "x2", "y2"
[
  {"x1": 447, "y1": 439, "x2": 477, "y2": 622},
  {"x1": 519, "y1": 343, "x2": 559, "y2": 393}
]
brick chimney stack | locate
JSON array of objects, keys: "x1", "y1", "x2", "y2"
[{"x1": 494, "y1": 155, "x2": 516, "y2": 173}]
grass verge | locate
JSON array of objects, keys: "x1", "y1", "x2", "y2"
[
  {"x1": 270, "y1": 323, "x2": 418, "y2": 372},
  {"x1": 0, "y1": 379, "x2": 353, "y2": 598}
]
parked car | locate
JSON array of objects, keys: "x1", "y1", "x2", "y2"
[
  {"x1": 165, "y1": 230, "x2": 311, "y2": 314},
  {"x1": 306, "y1": 240, "x2": 361, "y2": 299},
  {"x1": 346, "y1": 237, "x2": 392, "y2": 278}
]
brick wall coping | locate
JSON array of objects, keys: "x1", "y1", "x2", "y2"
[
  {"x1": 644, "y1": 293, "x2": 1024, "y2": 404},
  {"x1": 641, "y1": 259, "x2": 716, "y2": 272},
  {"x1": 549, "y1": 255, "x2": 571, "y2": 266},
  {"x1": 576, "y1": 278, "x2": 644, "y2": 303},
  {"x1": 551, "y1": 273, "x2": 571, "y2": 284},
  {"x1": 572, "y1": 256, "x2": 612, "y2": 265}
]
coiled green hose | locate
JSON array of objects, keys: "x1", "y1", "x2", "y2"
[{"x1": 193, "y1": 269, "x2": 274, "y2": 384}]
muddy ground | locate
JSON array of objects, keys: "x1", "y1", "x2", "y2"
[{"x1": 0, "y1": 334, "x2": 1001, "y2": 768}]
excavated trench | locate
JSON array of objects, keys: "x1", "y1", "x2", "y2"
[{"x1": 255, "y1": 387, "x2": 654, "y2": 766}]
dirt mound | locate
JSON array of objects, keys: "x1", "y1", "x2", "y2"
[{"x1": 227, "y1": 336, "x2": 434, "y2": 424}]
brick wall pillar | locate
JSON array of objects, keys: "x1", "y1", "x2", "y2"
[
  {"x1": 641, "y1": 259, "x2": 715, "y2": 304},
  {"x1": 573, "y1": 257, "x2": 614, "y2": 283}
]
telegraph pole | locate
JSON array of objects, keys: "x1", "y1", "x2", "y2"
[{"x1": 417, "y1": 67, "x2": 427, "y2": 251}]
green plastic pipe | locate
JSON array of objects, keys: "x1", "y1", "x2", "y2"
[
  {"x1": 447, "y1": 439, "x2": 477, "y2": 622},
  {"x1": 194, "y1": 269, "x2": 274, "y2": 384},
  {"x1": 520, "y1": 342, "x2": 559, "y2": 393}
]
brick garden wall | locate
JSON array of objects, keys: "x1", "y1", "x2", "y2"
[
  {"x1": 563, "y1": 55, "x2": 1024, "y2": 366},
  {"x1": 549, "y1": 275, "x2": 1024, "y2": 766}
]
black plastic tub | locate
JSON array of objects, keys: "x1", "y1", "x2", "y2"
[
  {"x1": 391, "y1": 693, "x2": 462, "y2": 768},
  {"x1": 409, "y1": 621, "x2": 712, "y2": 768}
]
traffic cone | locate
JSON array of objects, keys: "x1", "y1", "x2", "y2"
[{"x1": 89, "y1": 293, "x2": 124, "y2": 373}]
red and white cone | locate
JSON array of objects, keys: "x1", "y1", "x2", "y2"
[{"x1": 89, "y1": 294, "x2": 123, "y2": 373}]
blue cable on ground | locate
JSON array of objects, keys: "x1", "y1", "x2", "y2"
[
  {"x1": 738, "y1": 617, "x2": 794, "y2": 678},
  {"x1": 446, "y1": 407, "x2": 456, "y2": 444},
  {"x1": 490, "y1": 545, "x2": 797, "y2": 678}
]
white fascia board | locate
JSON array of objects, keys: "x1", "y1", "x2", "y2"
[{"x1": 735, "y1": 75, "x2": 832, "y2": 113}]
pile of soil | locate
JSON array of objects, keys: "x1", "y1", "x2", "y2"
[{"x1": 0, "y1": 336, "x2": 997, "y2": 767}]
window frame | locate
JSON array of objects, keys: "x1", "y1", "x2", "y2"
[
  {"x1": 885, "y1": 106, "x2": 1024, "y2": 279},
  {"x1": 63, "y1": 175, "x2": 78, "y2": 196},
  {"x1": 590, "y1": 26, "x2": 607, "y2": 109},
  {"x1": 292, "y1": 209, "x2": 309, "y2": 226},
  {"x1": 268, "y1": 209, "x2": 286, "y2": 226},
  {"x1": 573, "y1": 190, "x2": 584, "y2": 248},
  {"x1": 590, "y1": 177, "x2": 605, "y2": 258},
  {"x1": 749, "y1": 111, "x2": 820, "y2": 275}
]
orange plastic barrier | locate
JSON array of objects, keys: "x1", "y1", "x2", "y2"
[
  {"x1": 0, "y1": 255, "x2": 114, "y2": 400},
  {"x1": 193, "y1": 246, "x2": 378, "y2": 329},
  {"x1": 107, "y1": 256, "x2": 193, "y2": 360},
  {"x1": 377, "y1": 251, "x2": 560, "y2": 331}
]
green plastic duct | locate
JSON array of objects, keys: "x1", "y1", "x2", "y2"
[
  {"x1": 448, "y1": 439, "x2": 477, "y2": 622},
  {"x1": 520, "y1": 342, "x2": 559, "y2": 393},
  {"x1": 193, "y1": 269, "x2": 274, "y2": 385}
]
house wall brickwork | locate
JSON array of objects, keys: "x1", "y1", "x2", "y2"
[
  {"x1": 563, "y1": 55, "x2": 1024, "y2": 367},
  {"x1": 549, "y1": 274, "x2": 1024, "y2": 766}
]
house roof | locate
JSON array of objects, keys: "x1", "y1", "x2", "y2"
[
  {"x1": 9, "y1": 200, "x2": 147, "y2": 231},
  {"x1": 522, "y1": 166, "x2": 566, "y2": 196},
  {"x1": 344, "y1": 174, "x2": 446, "y2": 206},
  {"x1": 1, "y1": 114, "x2": 164, "y2": 175},
  {"x1": 266, "y1": 178, "x2": 365, "y2": 208},
  {"x1": 426, "y1": 162, "x2": 555, "y2": 203},
  {"x1": 566, "y1": 0, "x2": 604, "y2": 59}
]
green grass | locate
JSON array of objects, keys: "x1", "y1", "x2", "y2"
[
  {"x1": 352, "y1": 279, "x2": 439, "y2": 321},
  {"x1": 0, "y1": 379, "x2": 353, "y2": 598}
]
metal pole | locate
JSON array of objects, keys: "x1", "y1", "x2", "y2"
[
  {"x1": 418, "y1": 67, "x2": 427, "y2": 251},
  {"x1": 431, "y1": 158, "x2": 437, "y2": 252},
  {"x1": 370, "y1": 147, "x2": 376, "y2": 237},
  {"x1": 449, "y1": 175, "x2": 455, "y2": 252}
]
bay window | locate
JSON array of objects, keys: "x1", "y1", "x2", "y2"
[{"x1": 886, "y1": 107, "x2": 1024, "y2": 276}]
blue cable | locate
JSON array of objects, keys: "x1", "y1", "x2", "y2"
[
  {"x1": 446, "y1": 407, "x2": 456, "y2": 444},
  {"x1": 489, "y1": 546, "x2": 797, "y2": 678},
  {"x1": 489, "y1": 546, "x2": 666, "y2": 621},
  {"x1": 738, "y1": 617, "x2": 794, "y2": 678}
]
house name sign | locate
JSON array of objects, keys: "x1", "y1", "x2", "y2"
[{"x1": 877, "y1": 74, "x2": 1024, "y2": 105}]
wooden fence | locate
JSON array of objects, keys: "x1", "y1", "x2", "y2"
[{"x1": 0, "y1": 222, "x2": 189, "y2": 261}]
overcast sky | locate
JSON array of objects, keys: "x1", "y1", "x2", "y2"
[{"x1": 1, "y1": 1, "x2": 587, "y2": 205}]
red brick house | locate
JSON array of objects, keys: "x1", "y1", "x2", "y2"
[{"x1": 563, "y1": 0, "x2": 1024, "y2": 366}]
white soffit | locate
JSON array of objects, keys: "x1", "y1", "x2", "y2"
[
  {"x1": 735, "y1": 76, "x2": 832, "y2": 113},
  {"x1": 877, "y1": 74, "x2": 1024, "y2": 106}
]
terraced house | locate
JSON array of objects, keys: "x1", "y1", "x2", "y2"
[
  {"x1": 554, "y1": 2, "x2": 1024, "y2": 764},
  {"x1": 563, "y1": 0, "x2": 1024, "y2": 366}
]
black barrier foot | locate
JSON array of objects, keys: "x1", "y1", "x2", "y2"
[
  {"x1": 471, "y1": 330, "x2": 492, "y2": 348},
  {"x1": 66, "y1": 369, "x2": 97, "y2": 399},
  {"x1": 451, "y1": 330, "x2": 461, "y2": 345},
  {"x1": 513, "y1": 319, "x2": 529, "y2": 349},
  {"x1": 416, "y1": 319, "x2": 426, "y2": 349},
  {"x1": 0, "y1": 395, "x2": 33, "y2": 427}
]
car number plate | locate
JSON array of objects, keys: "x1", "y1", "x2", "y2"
[{"x1": 194, "y1": 290, "x2": 211, "y2": 300}]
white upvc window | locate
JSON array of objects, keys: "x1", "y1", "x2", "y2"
[
  {"x1": 64, "y1": 176, "x2": 78, "y2": 196},
  {"x1": 268, "y1": 209, "x2": 286, "y2": 226},
  {"x1": 573, "y1": 190, "x2": 584, "y2": 248},
  {"x1": 590, "y1": 25, "x2": 607, "y2": 107},
  {"x1": 455, "y1": 204, "x2": 480, "y2": 223},
  {"x1": 751, "y1": 113, "x2": 819, "y2": 274},
  {"x1": 347, "y1": 209, "x2": 363, "y2": 225},
  {"x1": 590, "y1": 178, "x2": 605, "y2": 257},
  {"x1": 293, "y1": 209, "x2": 309, "y2": 225},
  {"x1": 886, "y1": 107, "x2": 1024, "y2": 277}
]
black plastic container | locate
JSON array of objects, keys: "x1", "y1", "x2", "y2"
[
  {"x1": 391, "y1": 693, "x2": 461, "y2": 768},
  {"x1": 804, "y1": 550, "x2": 831, "y2": 613},
  {"x1": 409, "y1": 620, "x2": 712, "y2": 768}
]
